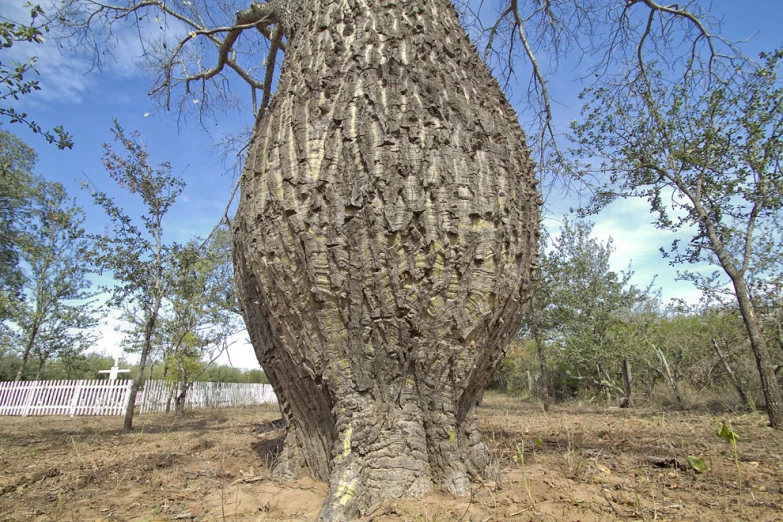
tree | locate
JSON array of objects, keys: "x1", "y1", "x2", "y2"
[
  {"x1": 0, "y1": 129, "x2": 36, "y2": 319},
  {"x1": 3, "y1": 158, "x2": 99, "y2": 381},
  {"x1": 571, "y1": 50, "x2": 783, "y2": 427},
  {"x1": 519, "y1": 230, "x2": 555, "y2": 406},
  {"x1": 229, "y1": 4, "x2": 539, "y2": 517},
  {"x1": 44, "y1": 0, "x2": 744, "y2": 517},
  {"x1": 159, "y1": 229, "x2": 243, "y2": 413},
  {"x1": 523, "y1": 239, "x2": 553, "y2": 407},
  {"x1": 88, "y1": 120, "x2": 184, "y2": 430},
  {"x1": 0, "y1": 4, "x2": 73, "y2": 149},
  {"x1": 520, "y1": 219, "x2": 643, "y2": 401}
]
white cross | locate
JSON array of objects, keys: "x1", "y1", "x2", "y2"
[{"x1": 99, "y1": 356, "x2": 132, "y2": 380}]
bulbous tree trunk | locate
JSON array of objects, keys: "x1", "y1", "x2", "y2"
[{"x1": 232, "y1": 0, "x2": 540, "y2": 518}]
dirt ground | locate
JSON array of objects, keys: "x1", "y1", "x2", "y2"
[{"x1": 1, "y1": 392, "x2": 782, "y2": 522}]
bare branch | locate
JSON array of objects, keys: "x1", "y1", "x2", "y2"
[
  {"x1": 510, "y1": 0, "x2": 559, "y2": 168},
  {"x1": 49, "y1": 0, "x2": 287, "y2": 125},
  {"x1": 457, "y1": 0, "x2": 749, "y2": 203}
]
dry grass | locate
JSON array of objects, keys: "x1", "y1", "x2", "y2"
[{"x1": 1, "y1": 393, "x2": 782, "y2": 521}]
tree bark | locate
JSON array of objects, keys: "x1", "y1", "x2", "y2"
[
  {"x1": 678, "y1": 173, "x2": 783, "y2": 427},
  {"x1": 621, "y1": 357, "x2": 632, "y2": 407},
  {"x1": 124, "y1": 307, "x2": 160, "y2": 431},
  {"x1": 729, "y1": 277, "x2": 783, "y2": 427},
  {"x1": 14, "y1": 323, "x2": 39, "y2": 381},
  {"x1": 232, "y1": 0, "x2": 539, "y2": 518},
  {"x1": 175, "y1": 365, "x2": 188, "y2": 415},
  {"x1": 175, "y1": 385, "x2": 187, "y2": 414},
  {"x1": 532, "y1": 324, "x2": 551, "y2": 410}
]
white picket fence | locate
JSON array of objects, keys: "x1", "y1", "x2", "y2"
[
  {"x1": 0, "y1": 380, "x2": 131, "y2": 416},
  {"x1": 139, "y1": 380, "x2": 278, "y2": 413},
  {"x1": 0, "y1": 379, "x2": 277, "y2": 417}
]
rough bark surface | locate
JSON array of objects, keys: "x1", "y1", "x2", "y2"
[
  {"x1": 532, "y1": 324, "x2": 551, "y2": 410},
  {"x1": 730, "y1": 277, "x2": 783, "y2": 427},
  {"x1": 232, "y1": 0, "x2": 539, "y2": 518},
  {"x1": 621, "y1": 357, "x2": 632, "y2": 407}
]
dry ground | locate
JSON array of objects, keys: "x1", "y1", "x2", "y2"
[{"x1": 1, "y1": 392, "x2": 782, "y2": 521}]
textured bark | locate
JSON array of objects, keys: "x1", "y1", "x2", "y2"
[
  {"x1": 124, "y1": 311, "x2": 158, "y2": 431},
  {"x1": 14, "y1": 325, "x2": 37, "y2": 382},
  {"x1": 621, "y1": 357, "x2": 632, "y2": 408},
  {"x1": 232, "y1": 0, "x2": 539, "y2": 518},
  {"x1": 532, "y1": 324, "x2": 551, "y2": 410},
  {"x1": 730, "y1": 277, "x2": 783, "y2": 427}
]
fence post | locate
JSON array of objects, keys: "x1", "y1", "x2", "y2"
[
  {"x1": 21, "y1": 382, "x2": 37, "y2": 417},
  {"x1": 69, "y1": 381, "x2": 83, "y2": 417}
]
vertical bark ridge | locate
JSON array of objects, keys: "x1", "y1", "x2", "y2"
[{"x1": 233, "y1": 0, "x2": 540, "y2": 518}]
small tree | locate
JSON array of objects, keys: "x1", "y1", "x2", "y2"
[
  {"x1": 159, "y1": 229, "x2": 243, "y2": 413},
  {"x1": 572, "y1": 50, "x2": 783, "y2": 427},
  {"x1": 0, "y1": 130, "x2": 38, "y2": 320},
  {"x1": 88, "y1": 120, "x2": 183, "y2": 430},
  {"x1": 521, "y1": 219, "x2": 643, "y2": 400}
]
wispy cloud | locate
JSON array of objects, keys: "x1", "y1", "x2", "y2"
[{"x1": 1, "y1": 0, "x2": 187, "y2": 107}]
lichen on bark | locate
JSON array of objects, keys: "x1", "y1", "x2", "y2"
[{"x1": 232, "y1": 0, "x2": 540, "y2": 519}]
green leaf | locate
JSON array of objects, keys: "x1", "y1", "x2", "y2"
[
  {"x1": 717, "y1": 423, "x2": 739, "y2": 444},
  {"x1": 534, "y1": 437, "x2": 544, "y2": 449},
  {"x1": 687, "y1": 456, "x2": 708, "y2": 473}
]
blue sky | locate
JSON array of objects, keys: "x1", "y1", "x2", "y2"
[{"x1": 2, "y1": 0, "x2": 781, "y2": 369}]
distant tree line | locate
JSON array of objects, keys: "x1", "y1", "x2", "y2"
[{"x1": 0, "y1": 351, "x2": 268, "y2": 384}]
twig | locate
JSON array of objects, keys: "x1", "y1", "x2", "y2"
[
  {"x1": 458, "y1": 480, "x2": 479, "y2": 522},
  {"x1": 70, "y1": 436, "x2": 84, "y2": 465},
  {"x1": 493, "y1": 507, "x2": 532, "y2": 521}
]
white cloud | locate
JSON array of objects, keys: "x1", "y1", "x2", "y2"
[
  {"x1": 88, "y1": 310, "x2": 129, "y2": 362},
  {"x1": 545, "y1": 196, "x2": 714, "y2": 305}
]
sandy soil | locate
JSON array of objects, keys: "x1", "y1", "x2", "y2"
[{"x1": 1, "y1": 392, "x2": 782, "y2": 521}]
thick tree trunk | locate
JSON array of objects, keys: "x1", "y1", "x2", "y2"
[{"x1": 232, "y1": 0, "x2": 539, "y2": 519}]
